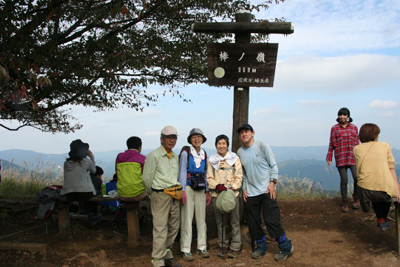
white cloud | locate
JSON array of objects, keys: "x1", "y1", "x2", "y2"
[
  {"x1": 273, "y1": 54, "x2": 400, "y2": 93},
  {"x1": 297, "y1": 100, "x2": 334, "y2": 107},
  {"x1": 258, "y1": 0, "x2": 400, "y2": 57},
  {"x1": 252, "y1": 104, "x2": 280, "y2": 116},
  {"x1": 369, "y1": 100, "x2": 399, "y2": 109}
]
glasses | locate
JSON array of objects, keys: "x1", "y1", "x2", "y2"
[
  {"x1": 164, "y1": 136, "x2": 177, "y2": 140},
  {"x1": 191, "y1": 136, "x2": 203, "y2": 139}
]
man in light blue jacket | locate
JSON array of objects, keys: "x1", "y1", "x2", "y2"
[{"x1": 237, "y1": 124, "x2": 294, "y2": 262}]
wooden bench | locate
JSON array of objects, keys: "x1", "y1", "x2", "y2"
[{"x1": 55, "y1": 196, "x2": 142, "y2": 245}]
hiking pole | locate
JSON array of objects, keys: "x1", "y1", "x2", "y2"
[{"x1": 221, "y1": 213, "x2": 226, "y2": 257}]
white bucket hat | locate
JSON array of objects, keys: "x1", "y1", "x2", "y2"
[{"x1": 216, "y1": 189, "x2": 237, "y2": 214}]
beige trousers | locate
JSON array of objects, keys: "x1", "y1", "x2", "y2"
[
  {"x1": 212, "y1": 196, "x2": 242, "y2": 251},
  {"x1": 180, "y1": 186, "x2": 207, "y2": 253},
  {"x1": 151, "y1": 191, "x2": 180, "y2": 267}
]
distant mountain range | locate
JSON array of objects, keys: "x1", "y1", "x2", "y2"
[
  {"x1": 1, "y1": 147, "x2": 399, "y2": 191},
  {"x1": 1, "y1": 159, "x2": 24, "y2": 171}
]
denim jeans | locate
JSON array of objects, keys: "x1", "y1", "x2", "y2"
[{"x1": 337, "y1": 165, "x2": 358, "y2": 199}]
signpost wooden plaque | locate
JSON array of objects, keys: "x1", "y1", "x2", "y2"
[{"x1": 207, "y1": 43, "x2": 278, "y2": 87}]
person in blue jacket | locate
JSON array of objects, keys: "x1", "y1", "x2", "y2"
[
  {"x1": 179, "y1": 128, "x2": 212, "y2": 261},
  {"x1": 237, "y1": 124, "x2": 294, "y2": 262}
]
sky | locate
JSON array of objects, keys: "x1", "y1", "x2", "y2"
[{"x1": 1, "y1": 0, "x2": 400, "y2": 155}]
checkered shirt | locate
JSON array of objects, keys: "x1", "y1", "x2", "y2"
[{"x1": 326, "y1": 123, "x2": 359, "y2": 167}]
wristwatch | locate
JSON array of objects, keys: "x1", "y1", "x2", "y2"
[{"x1": 270, "y1": 178, "x2": 277, "y2": 184}]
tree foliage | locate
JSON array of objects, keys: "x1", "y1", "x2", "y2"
[{"x1": 0, "y1": 0, "x2": 283, "y2": 133}]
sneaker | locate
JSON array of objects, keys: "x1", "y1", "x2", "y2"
[
  {"x1": 217, "y1": 247, "x2": 228, "y2": 258},
  {"x1": 341, "y1": 199, "x2": 350, "y2": 213},
  {"x1": 274, "y1": 244, "x2": 294, "y2": 261},
  {"x1": 227, "y1": 249, "x2": 241, "y2": 258},
  {"x1": 377, "y1": 221, "x2": 391, "y2": 231},
  {"x1": 251, "y1": 249, "x2": 266, "y2": 259},
  {"x1": 197, "y1": 249, "x2": 210, "y2": 258},
  {"x1": 165, "y1": 258, "x2": 182, "y2": 267},
  {"x1": 181, "y1": 252, "x2": 194, "y2": 261},
  {"x1": 352, "y1": 196, "x2": 360, "y2": 209}
]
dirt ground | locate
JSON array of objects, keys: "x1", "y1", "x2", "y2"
[{"x1": 0, "y1": 197, "x2": 399, "y2": 267}]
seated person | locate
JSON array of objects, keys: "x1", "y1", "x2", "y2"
[
  {"x1": 353, "y1": 123, "x2": 400, "y2": 231},
  {"x1": 102, "y1": 174, "x2": 120, "y2": 209},
  {"x1": 115, "y1": 136, "x2": 147, "y2": 201},
  {"x1": 91, "y1": 166, "x2": 104, "y2": 196},
  {"x1": 60, "y1": 139, "x2": 102, "y2": 226}
]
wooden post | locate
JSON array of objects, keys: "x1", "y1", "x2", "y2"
[
  {"x1": 57, "y1": 201, "x2": 71, "y2": 235},
  {"x1": 192, "y1": 22, "x2": 294, "y2": 34},
  {"x1": 232, "y1": 10, "x2": 251, "y2": 153},
  {"x1": 192, "y1": 12, "x2": 293, "y2": 152},
  {"x1": 126, "y1": 201, "x2": 140, "y2": 246},
  {"x1": 231, "y1": 11, "x2": 251, "y2": 223}
]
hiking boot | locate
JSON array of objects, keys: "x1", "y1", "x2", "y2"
[
  {"x1": 352, "y1": 196, "x2": 360, "y2": 209},
  {"x1": 252, "y1": 239, "x2": 267, "y2": 259},
  {"x1": 274, "y1": 244, "x2": 294, "y2": 261},
  {"x1": 165, "y1": 258, "x2": 182, "y2": 267},
  {"x1": 377, "y1": 221, "x2": 391, "y2": 231},
  {"x1": 341, "y1": 199, "x2": 350, "y2": 213},
  {"x1": 197, "y1": 249, "x2": 210, "y2": 258},
  {"x1": 217, "y1": 247, "x2": 228, "y2": 258},
  {"x1": 251, "y1": 249, "x2": 266, "y2": 259},
  {"x1": 227, "y1": 249, "x2": 241, "y2": 258},
  {"x1": 181, "y1": 252, "x2": 194, "y2": 261}
]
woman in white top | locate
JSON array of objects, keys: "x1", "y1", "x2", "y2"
[{"x1": 207, "y1": 134, "x2": 243, "y2": 258}]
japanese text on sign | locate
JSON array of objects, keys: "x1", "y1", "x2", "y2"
[{"x1": 207, "y1": 43, "x2": 278, "y2": 87}]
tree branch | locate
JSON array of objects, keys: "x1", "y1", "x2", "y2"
[
  {"x1": 0, "y1": 123, "x2": 29, "y2": 131},
  {"x1": 42, "y1": 78, "x2": 98, "y2": 111}
]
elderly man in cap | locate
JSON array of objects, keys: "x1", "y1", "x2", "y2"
[
  {"x1": 236, "y1": 124, "x2": 294, "y2": 262},
  {"x1": 143, "y1": 126, "x2": 182, "y2": 267}
]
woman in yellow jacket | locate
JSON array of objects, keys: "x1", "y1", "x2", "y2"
[
  {"x1": 207, "y1": 134, "x2": 243, "y2": 258},
  {"x1": 353, "y1": 123, "x2": 400, "y2": 231}
]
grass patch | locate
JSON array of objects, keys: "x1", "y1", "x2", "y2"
[
  {"x1": 0, "y1": 157, "x2": 63, "y2": 197},
  {"x1": 277, "y1": 175, "x2": 339, "y2": 200}
]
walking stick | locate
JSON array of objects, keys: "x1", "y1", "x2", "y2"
[{"x1": 221, "y1": 213, "x2": 226, "y2": 256}]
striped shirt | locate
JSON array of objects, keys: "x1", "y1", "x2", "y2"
[
  {"x1": 142, "y1": 145, "x2": 180, "y2": 195},
  {"x1": 326, "y1": 123, "x2": 359, "y2": 167}
]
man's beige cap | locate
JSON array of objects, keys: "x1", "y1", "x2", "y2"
[{"x1": 161, "y1": 126, "x2": 178, "y2": 136}]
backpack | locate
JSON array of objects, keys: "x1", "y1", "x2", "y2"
[
  {"x1": 179, "y1": 146, "x2": 208, "y2": 190},
  {"x1": 36, "y1": 185, "x2": 63, "y2": 220}
]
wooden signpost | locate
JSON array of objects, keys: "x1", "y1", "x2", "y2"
[
  {"x1": 207, "y1": 43, "x2": 279, "y2": 87},
  {"x1": 193, "y1": 10, "x2": 294, "y2": 152}
]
